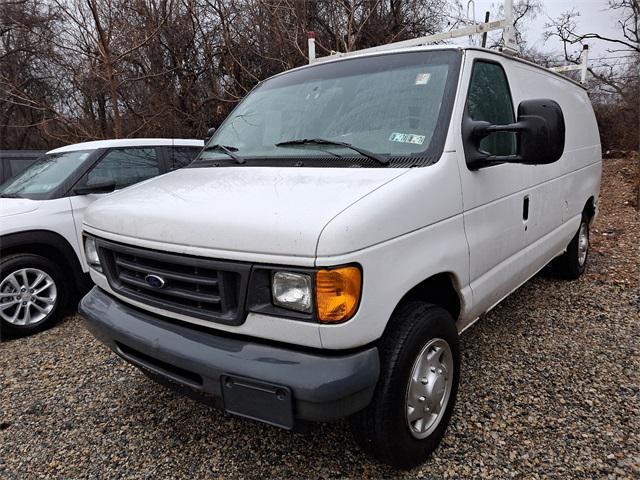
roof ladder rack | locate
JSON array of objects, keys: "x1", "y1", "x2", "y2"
[
  {"x1": 548, "y1": 45, "x2": 590, "y2": 84},
  {"x1": 308, "y1": 0, "x2": 518, "y2": 64}
]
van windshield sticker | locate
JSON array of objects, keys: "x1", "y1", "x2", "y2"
[
  {"x1": 389, "y1": 132, "x2": 426, "y2": 145},
  {"x1": 415, "y1": 73, "x2": 431, "y2": 85}
]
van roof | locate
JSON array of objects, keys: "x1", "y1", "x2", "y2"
[
  {"x1": 296, "y1": 44, "x2": 585, "y2": 90},
  {"x1": 47, "y1": 138, "x2": 204, "y2": 154}
]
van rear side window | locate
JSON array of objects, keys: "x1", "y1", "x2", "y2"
[{"x1": 466, "y1": 61, "x2": 516, "y2": 157}]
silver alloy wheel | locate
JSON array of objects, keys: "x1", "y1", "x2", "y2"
[
  {"x1": 405, "y1": 338, "x2": 453, "y2": 439},
  {"x1": 0, "y1": 268, "x2": 57, "y2": 326},
  {"x1": 578, "y1": 222, "x2": 589, "y2": 267}
]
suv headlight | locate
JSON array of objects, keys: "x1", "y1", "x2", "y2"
[{"x1": 84, "y1": 236, "x2": 102, "y2": 271}]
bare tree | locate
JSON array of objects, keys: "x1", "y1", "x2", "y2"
[
  {"x1": 546, "y1": 0, "x2": 640, "y2": 208},
  {"x1": 6, "y1": 0, "x2": 631, "y2": 170},
  {"x1": 481, "y1": 0, "x2": 543, "y2": 53}
]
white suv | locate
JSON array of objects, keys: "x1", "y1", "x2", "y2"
[
  {"x1": 0, "y1": 138, "x2": 203, "y2": 335},
  {"x1": 79, "y1": 47, "x2": 601, "y2": 467}
]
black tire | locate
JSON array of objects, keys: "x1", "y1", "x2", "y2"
[
  {"x1": 553, "y1": 213, "x2": 590, "y2": 280},
  {"x1": 349, "y1": 301, "x2": 460, "y2": 469},
  {"x1": 0, "y1": 254, "x2": 69, "y2": 335}
]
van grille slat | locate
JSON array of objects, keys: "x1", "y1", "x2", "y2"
[
  {"x1": 118, "y1": 272, "x2": 222, "y2": 304},
  {"x1": 114, "y1": 257, "x2": 219, "y2": 286},
  {"x1": 96, "y1": 238, "x2": 250, "y2": 325}
]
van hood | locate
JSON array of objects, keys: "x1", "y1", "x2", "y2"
[
  {"x1": 84, "y1": 167, "x2": 407, "y2": 258},
  {"x1": 0, "y1": 198, "x2": 42, "y2": 218}
]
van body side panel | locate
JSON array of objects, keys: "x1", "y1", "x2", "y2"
[
  {"x1": 508, "y1": 63, "x2": 602, "y2": 280},
  {"x1": 454, "y1": 51, "x2": 602, "y2": 321},
  {"x1": 315, "y1": 152, "x2": 468, "y2": 349},
  {"x1": 315, "y1": 153, "x2": 464, "y2": 257},
  {"x1": 317, "y1": 215, "x2": 470, "y2": 350},
  {"x1": 564, "y1": 160, "x2": 602, "y2": 222}
]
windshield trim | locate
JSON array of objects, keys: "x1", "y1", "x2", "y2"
[{"x1": 195, "y1": 49, "x2": 462, "y2": 168}]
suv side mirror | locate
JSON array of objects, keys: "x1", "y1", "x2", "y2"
[
  {"x1": 463, "y1": 98, "x2": 565, "y2": 170},
  {"x1": 73, "y1": 179, "x2": 116, "y2": 195},
  {"x1": 204, "y1": 127, "x2": 216, "y2": 142}
]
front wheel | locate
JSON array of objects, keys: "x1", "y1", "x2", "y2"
[
  {"x1": 0, "y1": 254, "x2": 68, "y2": 335},
  {"x1": 349, "y1": 302, "x2": 460, "y2": 469}
]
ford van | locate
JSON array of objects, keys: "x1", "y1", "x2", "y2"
[{"x1": 78, "y1": 46, "x2": 601, "y2": 467}]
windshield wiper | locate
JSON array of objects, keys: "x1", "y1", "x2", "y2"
[
  {"x1": 203, "y1": 144, "x2": 245, "y2": 164},
  {"x1": 0, "y1": 193, "x2": 22, "y2": 198},
  {"x1": 275, "y1": 138, "x2": 389, "y2": 165}
]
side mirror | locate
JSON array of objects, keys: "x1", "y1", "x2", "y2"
[
  {"x1": 204, "y1": 127, "x2": 216, "y2": 142},
  {"x1": 73, "y1": 179, "x2": 116, "y2": 195},
  {"x1": 463, "y1": 99, "x2": 565, "y2": 169}
]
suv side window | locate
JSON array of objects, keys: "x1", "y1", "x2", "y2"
[
  {"x1": 466, "y1": 61, "x2": 516, "y2": 156},
  {"x1": 170, "y1": 146, "x2": 201, "y2": 170},
  {"x1": 88, "y1": 148, "x2": 159, "y2": 188}
]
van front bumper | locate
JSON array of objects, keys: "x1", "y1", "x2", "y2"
[{"x1": 79, "y1": 287, "x2": 379, "y2": 427}]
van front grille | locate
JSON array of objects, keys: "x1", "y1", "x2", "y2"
[{"x1": 96, "y1": 239, "x2": 251, "y2": 325}]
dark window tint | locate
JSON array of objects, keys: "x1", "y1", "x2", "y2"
[
  {"x1": 171, "y1": 146, "x2": 201, "y2": 170},
  {"x1": 88, "y1": 148, "x2": 159, "y2": 188},
  {"x1": 466, "y1": 61, "x2": 516, "y2": 156}
]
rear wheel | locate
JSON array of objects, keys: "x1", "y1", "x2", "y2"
[
  {"x1": 349, "y1": 302, "x2": 460, "y2": 469},
  {"x1": 0, "y1": 254, "x2": 68, "y2": 335},
  {"x1": 554, "y1": 214, "x2": 590, "y2": 280}
]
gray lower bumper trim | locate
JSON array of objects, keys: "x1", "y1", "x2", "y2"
[{"x1": 79, "y1": 287, "x2": 380, "y2": 423}]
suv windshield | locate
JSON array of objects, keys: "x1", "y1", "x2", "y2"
[
  {"x1": 197, "y1": 50, "x2": 461, "y2": 167},
  {"x1": 0, "y1": 150, "x2": 92, "y2": 199}
]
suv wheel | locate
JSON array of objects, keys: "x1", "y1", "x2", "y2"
[
  {"x1": 0, "y1": 254, "x2": 68, "y2": 334},
  {"x1": 349, "y1": 301, "x2": 460, "y2": 468},
  {"x1": 553, "y1": 213, "x2": 590, "y2": 280}
]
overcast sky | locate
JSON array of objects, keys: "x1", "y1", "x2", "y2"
[{"x1": 461, "y1": 0, "x2": 629, "y2": 61}]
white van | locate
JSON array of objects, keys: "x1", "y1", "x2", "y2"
[
  {"x1": 0, "y1": 139, "x2": 203, "y2": 335},
  {"x1": 79, "y1": 46, "x2": 601, "y2": 467}
]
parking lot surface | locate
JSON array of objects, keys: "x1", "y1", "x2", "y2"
[{"x1": 1, "y1": 158, "x2": 638, "y2": 479}]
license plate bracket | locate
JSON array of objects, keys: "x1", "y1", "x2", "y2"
[{"x1": 221, "y1": 375, "x2": 294, "y2": 429}]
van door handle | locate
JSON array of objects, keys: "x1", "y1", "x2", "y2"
[{"x1": 523, "y1": 195, "x2": 530, "y2": 221}]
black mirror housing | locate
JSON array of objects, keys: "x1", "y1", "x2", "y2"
[
  {"x1": 517, "y1": 99, "x2": 565, "y2": 165},
  {"x1": 463, "y1": 98, "x2": 565, "y2": 169},
  {"x1": 204, "y1": 127, "x2": 216, "y2": 142}
]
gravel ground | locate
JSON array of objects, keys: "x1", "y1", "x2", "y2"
[{"x1": 1, "y1": 158, "x2": 638, "y2": 479}]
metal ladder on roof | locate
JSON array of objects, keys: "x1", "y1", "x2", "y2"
[{"x1": 306, "y1": 0, "x2": 589, "y2": 85}]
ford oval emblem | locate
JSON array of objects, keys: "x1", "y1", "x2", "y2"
[{"x1": 144, "y1": 274, "x2": 166, "y2": 289}]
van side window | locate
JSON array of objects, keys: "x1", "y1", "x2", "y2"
[
  {"x1": 87, "y1": 148, "x2": 159, "y2": 189},
  {"x1": 466, "y1": 61, "x2": 516, "y2": 157}
]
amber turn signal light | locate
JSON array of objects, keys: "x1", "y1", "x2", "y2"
[{"x1": 315, "y1": 266, "x2": 362, "y2": 323}]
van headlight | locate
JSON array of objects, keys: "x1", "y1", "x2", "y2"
[
  {"x1": 248, "y1": 265, "x2": 362, "y2": 323},
  {"x1": 84, "y1": 236, "x2": 102, "y2": 272},
  {"x1": 272, "y1": 271, "x2": 312, "y2": 313}
]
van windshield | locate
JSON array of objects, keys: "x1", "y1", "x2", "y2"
[
  {"x1": 197, "y1": 50, "x2": 461, "y2": 167},
  {"x1": 0, "y1": 150, "x2": 92, "y2": 199}
]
